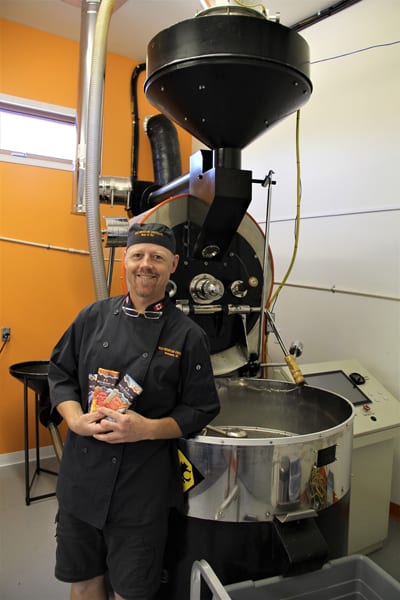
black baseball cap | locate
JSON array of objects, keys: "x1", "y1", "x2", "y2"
[{"x1": 126, "y1": 222, "x2": 176, "y2": 254}]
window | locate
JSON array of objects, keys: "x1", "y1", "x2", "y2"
[{"x1": 0, "y1": 94, "x2": 77, "y2": 171}]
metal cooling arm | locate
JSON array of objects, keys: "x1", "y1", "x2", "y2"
[{"x1": 265, "y1": 312, "x2": 305, "y2": 385}]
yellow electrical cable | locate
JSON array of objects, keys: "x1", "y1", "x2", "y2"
[{"x1": 268, "y1": 109, "x2": 302, "y2": 309}]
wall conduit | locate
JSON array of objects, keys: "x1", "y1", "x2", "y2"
[
  {"x1": 274, "y1": 281, "x2": 399, "y2": 303},
  {"x1": 266, "y1": 205, "x2": 399, "y2": 225},
  {"x1": 0, "y1": 236, "x2": 90, "y2": 255}
]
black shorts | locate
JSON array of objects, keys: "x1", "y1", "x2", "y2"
[{"x1": 55, "y1": 508, "x2": 168, "y2": 600}]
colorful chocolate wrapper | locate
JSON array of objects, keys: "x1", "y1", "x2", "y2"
[{"x1": 89, "y1": 370, "x2": 142, "y2": 415}]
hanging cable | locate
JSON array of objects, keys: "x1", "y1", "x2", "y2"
[
  {"x1": 311, "y1": 40, "x2": 400, "y2": 64},
  {"x1": 268, "y1": 110, "x2": 302, "y2": 310}
]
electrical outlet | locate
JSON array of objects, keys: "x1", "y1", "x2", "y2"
[{"x1": 1, "y1": 327, "x2": 11, "y2": 342}]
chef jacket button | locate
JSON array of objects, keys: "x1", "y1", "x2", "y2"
[
  {"x1": 142, "y1": 352, "x2": 149, "y2": 359},
  {"x1": 103, "y1": 341, "x2": 109, "y2": 348},
  {"x1": 82, "y1": 447, "x2": 88, "y2": 454},
  {"x1": 111, "y1": 457, "x2": 118, "y2": 464},
  {"x1": 195, "y1": 363, "x2": 201, "y2": 371}
]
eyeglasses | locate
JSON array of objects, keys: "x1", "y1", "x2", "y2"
[{"x1": 122, "y1": 306, "x2": 163, "y2": 320}]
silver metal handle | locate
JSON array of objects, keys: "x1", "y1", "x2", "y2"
[{"x1": 190, "y1": 559, "x2": 232, "y2": 600}]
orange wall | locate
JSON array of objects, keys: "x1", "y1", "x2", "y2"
[{"x1": 0, "y1": 19, "x2": 192, "y2": 455}]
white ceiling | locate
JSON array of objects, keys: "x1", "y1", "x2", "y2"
[{"x1": 1, "y1": 0, "x2": 342, "y2": 61}]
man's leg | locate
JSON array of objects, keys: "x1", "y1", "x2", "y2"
[
  {"x1": 56, "y1": 510, "x2": 107, "y2": 594},
  {"x1": 70, "y1": 574, "x2": 108, "y2": 600},
  {"x1": 105, "y1": 513, "x2": 169, "y2": 600}
]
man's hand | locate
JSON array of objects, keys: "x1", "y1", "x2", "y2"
[
  {"x1": 93, "y1": 407, "x2": 182, "y2": 443},
  {"x1": 56, "y1": 400, "x2": 105, "y2": 437},
  {"x1": 69, "y1": 411, "x2": 107, "y2": 437}
]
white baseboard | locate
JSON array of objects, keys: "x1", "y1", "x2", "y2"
[{"x1": 0, "y1": 446, "x2": 55, "y2": 467}]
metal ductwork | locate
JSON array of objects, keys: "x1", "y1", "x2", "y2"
[{"x1": 73, "y1": 0, "x2": 101, "y2": 215}]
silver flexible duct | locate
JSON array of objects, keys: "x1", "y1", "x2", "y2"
[
  {"x1": 73, "y1": 0, "x2": 101, "y2": 215},
  {"x1": 85, "y1": 0, "x2": 116, "y2": 299}
]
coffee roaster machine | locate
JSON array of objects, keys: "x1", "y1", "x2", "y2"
[
  {"x1": 87, "y1": 3, "x2": 357, "y2": 599},
  {"x1": 102, "y1": 5, "x2": 356, "y2": 599}
]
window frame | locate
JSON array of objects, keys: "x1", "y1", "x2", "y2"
[{"x1": 0, "y1": 94, "x2": 77, "y2": 171}]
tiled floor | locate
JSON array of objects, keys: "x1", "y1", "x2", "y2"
[
  {"x1": 0, "y1": 458, "x2": 399, "y2": 599},
  {"x1": 0, "y1": 458, "x2": 64, "y2": 600},
  {"x1": 367, "y1": 513, "x2": 400, "y2": 581}
]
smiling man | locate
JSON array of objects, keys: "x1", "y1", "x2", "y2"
[
  {"x1": 124, "y1": 223, "x2": 179, "y2": 310},
  {"x1": 48, "y1": 222, "x2": 219, "y2": 600}
]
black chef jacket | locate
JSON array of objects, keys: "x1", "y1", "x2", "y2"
[{"x1": 48, "y1": 295, "x2": 220, "y2": 529}]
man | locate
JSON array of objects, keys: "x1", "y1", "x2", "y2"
[{"x1": 48, "y1": 222, "x2": 220, "y2": 600}]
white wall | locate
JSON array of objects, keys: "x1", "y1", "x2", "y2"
[{"x1": 241, "y1": 0, "x2": 400, "y2": 502}]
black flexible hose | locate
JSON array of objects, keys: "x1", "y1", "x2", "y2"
[
  {"x1": 130, "y1": 62, "x2": 146, "y2": 180},
  {"x1": 146, "y1": 113, "x2": 182, "y2": 186}
]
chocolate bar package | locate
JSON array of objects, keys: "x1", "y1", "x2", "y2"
[
  {"x1": 89, "y1": 370, "x2": 142, "y2": 415},
  {"x1": 89, "y1": 368, "x2": 120, "y2": 412},
  {"x1": 104, "y1": 374, "x2": 143, "y2": 414}
]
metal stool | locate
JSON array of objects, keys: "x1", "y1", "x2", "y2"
[{"x1": 9, "y1": 361, "x2": 63, "y2": 505}]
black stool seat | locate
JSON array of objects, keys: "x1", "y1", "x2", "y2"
[{"x1": 10, "y1": 360, "x2": 50, "y2": 395}]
